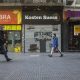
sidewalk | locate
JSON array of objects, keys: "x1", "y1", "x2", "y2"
[{"x1": 0, "y1": 52, "x2": 80, "y2": 80}]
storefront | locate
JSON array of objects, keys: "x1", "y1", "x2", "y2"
[
  {"x1": 63, "y1": 8, "x2": 80, "y2": 52},
  {"x1": 0, "y1": 9, "x2": 22, "y2": 52},
  {"x1": 22, "y1": 6, "x2": 63, "y2": 53}
]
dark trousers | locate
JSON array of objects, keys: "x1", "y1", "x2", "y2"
[{"x1": 0, "y1": 45, "x2": 9, "y2": 60}]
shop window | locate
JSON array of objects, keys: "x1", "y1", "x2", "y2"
[{"x1": 68, "y1": 23, "x2": 80, "y2": 50}]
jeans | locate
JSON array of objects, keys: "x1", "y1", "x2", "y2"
[{"x1": 0, "y1": 45, "x2": 9, "y2": 60}]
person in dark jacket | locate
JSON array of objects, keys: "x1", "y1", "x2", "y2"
[
  {"x1": 3, "y1": 33, "x2": 8, "y2": 52},
  {"x1": 0, "y1": 27, "x2": 12, "y2": 61},
  {"x1": 49, "y1": 34, "x2": 63, "y2": 57}
]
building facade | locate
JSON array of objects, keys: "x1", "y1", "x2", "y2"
[
  {"x1": 62, "y1": 7, "x2": 80, "y2": 52},
  {"x1": 22, "y1": 6, "x2": 63, "y2": 53},
  {"x1": 0, "y1": 6, "x2": 22, "y2": 52},
  {"x1": 62, "y1": 0, "x2": 80, "y2": 52},
  {"x1": 0, "y1": 0, "x2": 63, "y2": 53}
]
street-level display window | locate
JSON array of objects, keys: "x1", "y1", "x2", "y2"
[
  {"x1": 24, "y1": 25, "x2": 61, "y2": 53},
  {"x1": 68, "y1": 25, "x2": 80, "y2": 50},
  {"x1": 2, "y1": 25, "x2": 22, "y2": 52}
]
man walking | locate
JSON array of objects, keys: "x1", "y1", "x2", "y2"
[
  {"x1": 0, "y1": 27, "x2": 12, "y2": 61},
  {"x1": 49, "y1": 34, "x2": 63, "y2": 57}
]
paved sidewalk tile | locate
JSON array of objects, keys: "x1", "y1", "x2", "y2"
[{"x1": 0, "y1": 52, "x2": 80, "y2": 80}]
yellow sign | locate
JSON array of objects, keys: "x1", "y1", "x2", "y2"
[
  {"x1": 74, "y1": 25, "x2": 80, "y2": 33},
  {"x1": 3, "y1": 25, "x2": 21, "y2": 30}
]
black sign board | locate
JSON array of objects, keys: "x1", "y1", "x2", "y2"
[{"x1": 22, "y1": 10, "x2": 63, "y2": 25}]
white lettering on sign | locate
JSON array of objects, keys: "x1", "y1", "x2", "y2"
[
  {"x1": 25, "y1": 16, "x2": 42, "y2": 19},
  {"x1": 0, "y1": 15, "x2": 11, "y2": 20},
  {"x1": 43, "y1": 15, "x2": 58, "y2": 19},
  {"x1": 25, "y1": 15, "x2": 58, "y2": 20}
]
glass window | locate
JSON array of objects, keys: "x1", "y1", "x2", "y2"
[
  {"x1": 24, "y1": 25, "x2": 61, "y2": 53},
  {"x1": 8, "y1": 31, "x2": 21, "y2": 52},
  {"x1": 14, "y1": 31, "x2": 21, "y2": 40}
]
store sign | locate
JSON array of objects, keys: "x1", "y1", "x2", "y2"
[
  {"x1": 74, "y1": 25, "x2": 80, "y2": 35},
  {"x1": 0, "y1": 15, "x2": 11, "y2": 20},
  {"x1": 0, "y1": 10, "x2": 21, "y2": 24},
  {"x1": 64, "y1": 10, "x2": 80, "y2": 20},
  {"x1": 23, "y1": 11, "x2": 62, "y2": 24},
  {"x1": 25, "y1": 15, "x2": 58, "y2": 20},
  {"x1": 3, "y1": 25, "x2": 21, "y2": 30}
]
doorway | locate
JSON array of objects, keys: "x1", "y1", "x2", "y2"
[{"x1": 68, "y1": 21, "x2": 80, "y2": 51}]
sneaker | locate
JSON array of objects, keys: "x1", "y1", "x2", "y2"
[
  {"x1": 60, "y1": 54, "x2": 63, "y2": 57},
  {"x1": 7, "y1": 58, "x2": 12, "y2": 62},
  {"x1": 48, "y1": 54, "x2": 53, "y2": 57}
]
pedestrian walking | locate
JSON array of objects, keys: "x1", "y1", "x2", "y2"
[
  {"x1": 3, "y1": 33, "x2": 8, "y2": 52},
  {"x1": 0, "y1": 27, "x2": 12, "y2": 61},
  {"x1": 49, "y1": 33, "x2": 63, "y2": 57}
]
